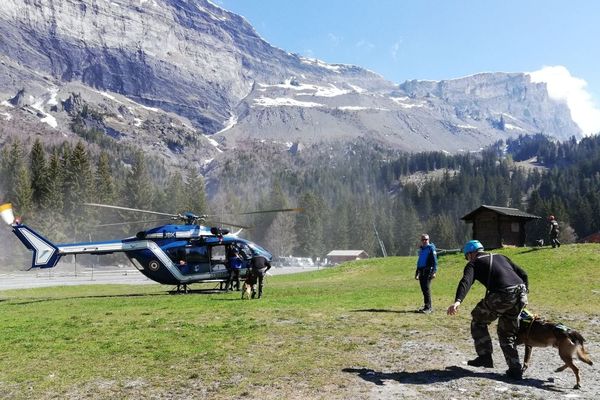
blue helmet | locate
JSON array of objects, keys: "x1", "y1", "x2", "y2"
[{"x1": 463, "y1": 240, "x2": 484, "y2": 255}]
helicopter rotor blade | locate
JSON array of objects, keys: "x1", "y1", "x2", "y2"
[
  {"x1": 83, "y1": 203, "x2": 178, "y2": 218},
  {"x1": 206, "y1": 220, "x2": 252, "y2": 229},
  {"x1": 236, "y1": 207, "x2": 303, "y2": 216},
  {"x1": 95, "y1": 218, "x2": 173, "y2": 227}
]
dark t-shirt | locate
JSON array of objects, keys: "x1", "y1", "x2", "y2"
[
  {"x1": 454, "y1": 252, "x2": 528, "y2": 302},
  {"x1": 251, "y1": 255, "x2": 272, "y2": 275}
]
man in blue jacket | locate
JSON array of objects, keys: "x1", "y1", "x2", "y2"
[{"x1": 415, "y1": 233, "x2": 438, "y2": 313}]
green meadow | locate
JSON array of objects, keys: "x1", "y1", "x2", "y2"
[{"x1": 0, "y1": 245, "x2": 598, "y2": 399}]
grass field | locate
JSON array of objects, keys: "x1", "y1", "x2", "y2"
[{"x1": 0, "y1": 244, "x2": 598, "y2": 399}]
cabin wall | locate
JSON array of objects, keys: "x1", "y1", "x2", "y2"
[
  {"x1": 473, "y1": 211, "x2": 501, "y2": 249},
  {"x1": 498, "y1": 219, "x2": 524, "y2": 246},
  {"x1": 470, "y1": 211, "x2": 527, "y2": 248}
]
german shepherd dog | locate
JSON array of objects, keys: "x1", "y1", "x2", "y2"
[
  {"x1": 241, "y1": 270, "x2": 257, "y2": 300},
  {"x1": 517, "y1": 311, "x2": 593, "y2": 389}
]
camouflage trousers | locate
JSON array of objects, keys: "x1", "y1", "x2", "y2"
[{"x1": 470, "y1": 285, "x2": 527, "y2": 370}]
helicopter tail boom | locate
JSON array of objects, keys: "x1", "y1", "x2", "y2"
[{"x1": 12, "y1": 224, "x2": 61, "y2": 269}]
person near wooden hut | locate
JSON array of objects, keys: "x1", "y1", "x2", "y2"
[{"x1": 548, "y1": 215, "x2": 561, "y2": 248}]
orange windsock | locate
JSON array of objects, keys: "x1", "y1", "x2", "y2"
[{"x1": 0, "y1": 203, "x2": 15, "y2": 225}]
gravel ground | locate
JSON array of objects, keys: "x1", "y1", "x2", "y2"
[
  {"x1": 343, "y1": 318, "x2": 600, "y2": 400},
  {"x1": 353, "y1": 345, "x2": 599, "y2": 400}
]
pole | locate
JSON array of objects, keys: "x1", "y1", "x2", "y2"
[{"x1": 373, "y1": 222, "x2": 387, "y2": 257}]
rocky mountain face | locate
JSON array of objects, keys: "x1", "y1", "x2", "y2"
[{"x1": 0, "y1": 0, "x2": 582, "y2": 168}]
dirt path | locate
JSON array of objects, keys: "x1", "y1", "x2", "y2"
[{"x1": 346, "y1": 325, "x2": 600, "y2": 400}]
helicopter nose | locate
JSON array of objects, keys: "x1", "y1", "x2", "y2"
[{"x1": 0, "y1": 203, "x2": 16, "y2": 225}]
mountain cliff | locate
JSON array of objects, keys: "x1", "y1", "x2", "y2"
[{"x1": 0, "y1": 0, "x2": 582, "y2": 165}]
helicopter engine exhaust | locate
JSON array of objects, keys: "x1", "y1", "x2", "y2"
[{"x1": 0, "y1": 203, "x2": 15, "y2": 225}]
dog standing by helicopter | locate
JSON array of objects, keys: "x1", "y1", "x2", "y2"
[{"x1": 0, "y1": 202, "x2": 300, "y2": 293}]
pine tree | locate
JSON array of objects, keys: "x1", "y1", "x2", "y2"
[
  {"x1": 14, "y1": 165, "x2": 33, "y2": 217},
  {"x1": 393, "y1": 198, "x2": 422, "y2": 256},
  {"x1": 45, "y1": 148, "x2": 64, "y2": 211},
  {"x1": 184, "y1": 168, "x2": 207, "y2": 215},
  {"x1": 29, "y1": 139, "x2": 48, "y2": 209},
  {"x1": 264, "y1": 212, "x2": 297, "y2": 258},
  {"x1": 37, "y1": 148, "x2": 67, "y2": 240},
  {"x1": 3, "y1": 140, "x2": 26, "y2": 201},
  {"x1": 294, "y1": 191, "x2": 325, "y2": 259},
  {"x1": 62, "y1": 142, "x2": 95, "y2": 240},
  {"x1": 125, "y1": 151, "x2": 153, "y2": 210},
  {"x1": 96, "y1": 152, "x2": 117, "y2": 205},
  {"x1": 165, "y1": 172, "x2": 186, "y2": 214}
]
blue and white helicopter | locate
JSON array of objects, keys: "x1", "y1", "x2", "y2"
[{"x1": 1, "y1": 202, "x2": 300, "y2": 293}]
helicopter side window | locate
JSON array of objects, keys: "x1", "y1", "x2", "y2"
[
  {"x1": 210, "y1": 245, "x2": 228, "y2": 273},
  {"x1": 186, "y1": 245, "x2": 210, "y2": 274},
  {"x1": 166, "y1": 248, "x2": 184, "y2": 263}
]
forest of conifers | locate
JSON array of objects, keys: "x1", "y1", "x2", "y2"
[{"x1": 1, "y1": 133, "x2": 599, "y2": 265}]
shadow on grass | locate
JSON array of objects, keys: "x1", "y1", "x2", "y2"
[
  {"x1": 5, "y1": 287, "x2": 229, "y2": 305},
  {"x1": 351, "y1": 308, "x2": 426, "y2": 314},
  {"x1": 516, "y1": 247, "x2": 548, "y2": 254},
  {"x1": 6, "y1": 291, "x2": 170, "y2": 305},
  {"x1": 342, "y1": 366, "x2": 564, "y2": 393},
  {"x1": 168, "y1": 288, "x2": 226, "y2": 295}
]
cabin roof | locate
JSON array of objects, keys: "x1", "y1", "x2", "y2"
[
  {"x1": 461, "y1": 205, "x2": 540, "y2": 221},
  {"x1": 326, "y1": 250, "x2": 368, "y2": 257}
]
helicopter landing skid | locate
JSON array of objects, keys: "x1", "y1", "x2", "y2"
[{"x1": 174, "y1": 284, "x2": 189, "y2": 294}]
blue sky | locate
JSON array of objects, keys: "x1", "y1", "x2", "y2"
[{"x1": 216, "y1": 0, "x2": 600, "y2": 135}]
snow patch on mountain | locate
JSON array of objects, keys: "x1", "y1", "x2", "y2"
[
  {"x1": 348, "y1": 84, "x2": 366, "y2": 93},
  {"x1": 216, "y1": 114, "x2": 238, "y2": 134},
  {"x1": 505, "y1": 123, "x2": 526, "y2": 131},
  {"x1": 299, "y1": 57, "x2": 342, "y2": 73},
  {"x1": 29, "y1": 96, "x2": 57, "y2": 128},
  {"x1": 253, "y1": 97, "x2": 324, "y2": 108},
  {"x1": 203, "y1": 134, "x2": 223, "y2": 153},
  {"x1": 338, "y1": 106, "x2": 389, "y2": 112},
  {"x1": 259, "y1": 80, "x2": 350, "y2": 97},
  {"x1": 390, "y1": 96, "x2": 427, "y2": 109},
  {"x1": 47, "y1": 87, "x2": 59, "y2": 106}
]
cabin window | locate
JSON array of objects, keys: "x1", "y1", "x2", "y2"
[
  {"x1": 210, "y1": 245, "x2": 228, "y2": 272},
  {"x1": 187, "y1": 246, "x2": 209, "y2": 264},
  {"x1": 166, "y1": 248, "x2": 186, "y2": 264},
  {"x1": 511, "y1": 223, "x2": 520, "y2": 233}
]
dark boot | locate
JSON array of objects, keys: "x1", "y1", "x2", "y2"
[
  {"x1": 506, "y1": 367, "x2": 523, "y2": 380},
  {"x1": 467, "y1": 354, "x2": 494, "y2": 368}
]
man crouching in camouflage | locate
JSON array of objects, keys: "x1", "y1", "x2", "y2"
[{"x1": 447, "y1": 240, "x2": 528, "y2": 380}]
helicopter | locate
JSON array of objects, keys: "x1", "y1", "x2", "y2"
[{"x1": 0, "y1": 202, "x2": 301, "y2": 293}]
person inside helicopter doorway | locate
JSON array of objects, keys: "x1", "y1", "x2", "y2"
[{"x1": 226, "y1": 245, "x2": 243, "y2": 291}]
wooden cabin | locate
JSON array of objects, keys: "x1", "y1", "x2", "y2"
[
  {"x1": 326, "y1": 250, "x2": 369, "y2": 265},
  {"x1": 461, "y1": 205, "x2": 540, "y2": 249}
]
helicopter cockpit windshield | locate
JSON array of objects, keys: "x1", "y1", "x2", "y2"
[{"x1": 247, "y1": 242, "x2": 272, "y2": 259}]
